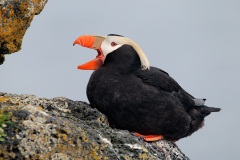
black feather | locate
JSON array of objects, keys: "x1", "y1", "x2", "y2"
[
  {"x1": 107, "y1": 34, "x2": 124, "y2": 37},
  {"x1": 86, "y1": 44, "x2": 221, "y2": 140}
]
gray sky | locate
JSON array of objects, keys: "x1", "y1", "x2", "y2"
[{"x1": 1, "y1": 0, "x2": 240, "y2": 159}]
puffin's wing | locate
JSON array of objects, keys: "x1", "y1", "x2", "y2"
[{"x1": 134, "y1": 67, "x2": 195, "y2": 107}]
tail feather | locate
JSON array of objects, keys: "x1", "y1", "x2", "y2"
[
  {"x1": 186, "y1": 105, "x2": 221, "y2": 136},
  {"x1": 198, "y1": 105, "x2": 221, "y2": 117},
  {"x1": 201, "y1": 105, "x2": 221, "y2": 112}
]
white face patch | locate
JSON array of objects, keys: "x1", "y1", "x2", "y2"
[
  {"x1": 100, "y1": 36, "x2": 150, "y2": 70},
  {"x1": 100, "y1": 36, "x2": 123, "y2": 62}
]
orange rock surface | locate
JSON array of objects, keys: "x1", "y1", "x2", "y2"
[{"x1": 0, "y1": 0, "x2": 48, "y2": 64}]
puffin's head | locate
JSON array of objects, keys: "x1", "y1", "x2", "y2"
[{"x1": 73, "y1": 34, "x2": 150, "y2": 70}]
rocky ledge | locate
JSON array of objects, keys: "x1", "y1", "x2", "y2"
[
  {"x1": 0, "y1": 92, "x2": 189, "y2": 160},
  {"x1": 0, "y1": 0, "x2": 48, "y2": 64}
]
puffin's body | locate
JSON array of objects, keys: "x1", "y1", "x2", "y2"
[{"x1": 74, "y1": 34, "x2": 220, "y2": 141}]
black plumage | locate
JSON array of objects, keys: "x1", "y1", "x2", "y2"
[{"x1": 86, "y1": 44, "x2": 220, "y2": 140}]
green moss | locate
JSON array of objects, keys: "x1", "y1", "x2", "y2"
[{"x1": 0, "y1": 112, "x2": 12, "y2": 141}]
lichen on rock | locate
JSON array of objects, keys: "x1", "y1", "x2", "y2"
[
  {"x1": 0, "y1": 92, "x2": 189, "y2": 160},
  {"x1": 0, "y1": 0, "x2": 48, "y2": 64}
]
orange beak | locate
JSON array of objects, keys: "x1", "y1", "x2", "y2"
[{"x1": 73, "y1": 35, "x2": 105, "y2": 70}]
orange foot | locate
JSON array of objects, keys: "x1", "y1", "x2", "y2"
[{"x1": 134, "y1": 132, "x2": 164, "y2": 142}]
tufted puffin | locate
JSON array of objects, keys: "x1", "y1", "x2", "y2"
[{"x1": 73, "y1": 34, "x2": 221, "y2": 141}]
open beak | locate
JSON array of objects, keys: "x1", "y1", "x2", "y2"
[{"x1": 73, "y1": 35, "x2": 105, "y2": 70}]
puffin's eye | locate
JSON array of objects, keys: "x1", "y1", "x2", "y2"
[{"x1": 111, "y1": 42, "x2": 117, "y2": 47}]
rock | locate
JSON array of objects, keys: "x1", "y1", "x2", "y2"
[
  {"x1": 0, "y1": 0, "x2": 48, "y2": 64},
  {"x1": 0, "y1": 92, "x2": 189, "y2": 160}
]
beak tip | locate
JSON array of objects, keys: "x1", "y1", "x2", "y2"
[{"x1": 73, "y1": 39, "x2": 80, "y2": 46}]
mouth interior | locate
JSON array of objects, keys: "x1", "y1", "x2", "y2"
[
  {"x1": 96, "y1": 49, "x2": 101, "y2": 57},
  {"x1": 96, "y1": 49, "x2": 104, "y2": 59}
]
